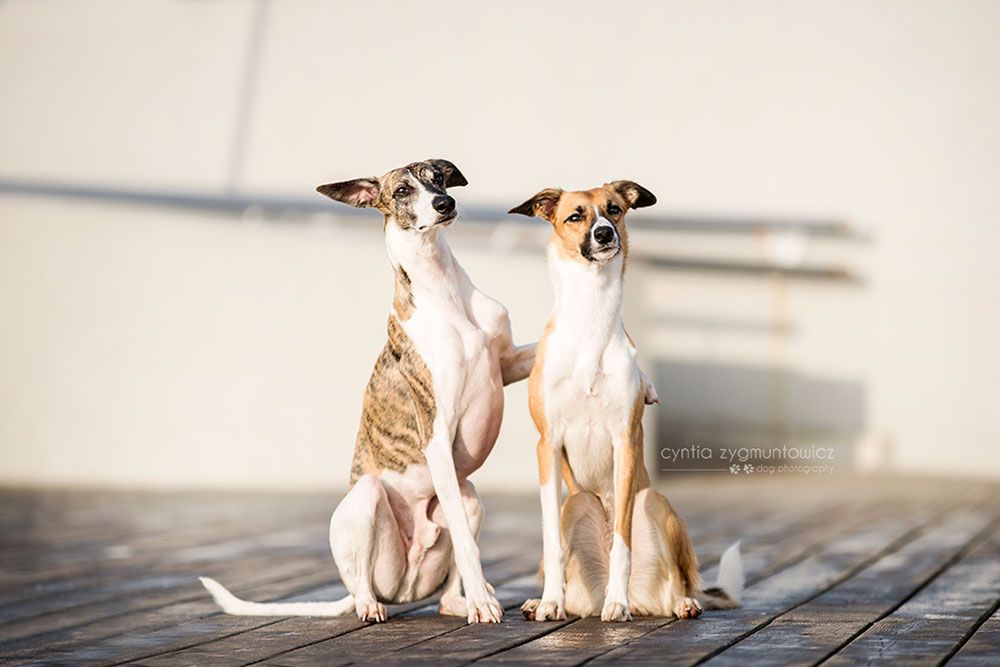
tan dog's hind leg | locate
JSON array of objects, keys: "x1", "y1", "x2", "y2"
[
  {"x1": 560, "y1": 491, "x2": 610, "y2": 618},
  {"x1": 330, "y1": 474, "x2": 406, "y2": 623},
  {"x1": 626, "y1": 488, "x2": 704, "y2": 618}
]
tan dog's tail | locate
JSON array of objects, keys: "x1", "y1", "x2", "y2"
[
  {"x1": 697, "y1": 541, "x2": 744, "y2": 610},
  {"x1": 199, "y1": 577, "x2": 356, "y2": 616}
]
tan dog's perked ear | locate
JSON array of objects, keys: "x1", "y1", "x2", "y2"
[
  {"x1": 424, "y1": 159, "x2": 469, "y2": 189},
  {"x1": 606, "y1": 180, "x2": 657, "y2": 209},
  {"x1": 508, "y1": 188, "x2": 563, "y2": 222},
  {"x1": 316, "y1": 178, "x2": 381, "y2": 208}
]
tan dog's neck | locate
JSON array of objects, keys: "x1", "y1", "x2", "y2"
[{"x1": 548, "y1": 242, "x2": 626, "y2": 341}]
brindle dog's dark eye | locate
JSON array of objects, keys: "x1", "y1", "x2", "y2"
[
  {"x1": 433, "y1": 172, "x2": 444, "y2": 185},
  {"x1": 393, "y1": 185, "x2": 410, "y2": 199},
  {"x1": 607, "y1": 203, "x2": 622, "y2": 216},
  {"x1": 567, "y1": 213, "x2": 583, "y2": 223}
]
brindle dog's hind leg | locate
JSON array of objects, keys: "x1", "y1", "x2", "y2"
[{"x1": 330, "y1": 474, "x2": 406, "y2": 622}]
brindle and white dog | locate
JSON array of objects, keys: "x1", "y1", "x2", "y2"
[
  {"x1": 201, "y1": 159, "x2": 535, "y2": 624},
  {"x1": 510, "y1": 182, "x2": 743, "y2": 622}
]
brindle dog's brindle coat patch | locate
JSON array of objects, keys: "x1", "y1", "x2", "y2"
[
  {"x1": 393, "y1": 267, "x2": 415, "y2": 320},
  {"x1": 350, "y1": 314, "x2": 436, "y2": 484}
]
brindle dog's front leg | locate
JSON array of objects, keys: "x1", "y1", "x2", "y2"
[
  {"x1": 500, "y1": 342, "x2": 537, "y2": 386},
  {"x1": 437, "y1": 481, "x2": 486, "y2": 617},
  {"x1": 425, "y1": 412, "x2": 503, "y2": 623}
]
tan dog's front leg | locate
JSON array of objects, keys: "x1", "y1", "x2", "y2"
[
  {"x1": 425, "y1": 416, "x2": 502, "y2": 624},
  {"x1": 639, "y1": 367, "x2": 660, "y2": 405},
  {"x1": 602, "y1": 425, "x2": 640, "y2": 622},
  {"x1": 522, "y1": 437, "x2": 566, "y2": 621}
]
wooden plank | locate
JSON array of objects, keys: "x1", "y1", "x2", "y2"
[
  {"x1": 0, "y1": 524, "x2": 336, "y2": 646},
  {"x1": 696, "y1": 505, "x2": 998, "y2": 666},
  {"x1": 824, "y1": 527, "x2": 1000, "y2": 665},
  {"x1": 949, "y1": 607, "x2": 1000, "y2": 666},
  {"x1": 5, "y1": 573, "x2": 348, "y2": 666},
  {"x1": 239, "y1": 481, "x2": 793, "y2": 667},
  {"x1": 9, "y1": 518, "x2": 541, "y2": 665},
  {"x1": 0, "y1": 497, "x2": 331, "y2": 594},
  {"x1": 129, "y1": 555, "x2": 541, "y2": 667},
  {"x1": 336, "y1": 492, "x2": 907, "y2": 666},
  {"x1": 1, "y1": 479, "x2": 992, "y2": 667},
  {"x1": 462, "y1": 485, "x2": 947, "y2": 667},
  {"x1": 583, "y1": 499, "x2": 958, "y2": 665}
]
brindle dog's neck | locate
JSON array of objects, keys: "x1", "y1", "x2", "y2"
[{"x1": 384, "y1": 218, "x2": 460, "y2": 321}]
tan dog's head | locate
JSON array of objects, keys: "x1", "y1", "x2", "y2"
[
  {"x1": 508, "y1": 181, "x2": 656, "y2": 264},
  {"x1": 316, "y1": 159, "x2": 468, "y2": 233}
]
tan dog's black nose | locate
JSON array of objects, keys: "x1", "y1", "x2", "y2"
[
  {"x1": 433, "y1": 195, "x2": 455, "y2": 215},
  {"x1": 594, "y1": 225, "x2": 615, "y2": 245}
]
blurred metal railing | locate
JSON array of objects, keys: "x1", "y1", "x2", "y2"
[{"x1": 0, "y1": 178, "x2": 864, "y2": 280}]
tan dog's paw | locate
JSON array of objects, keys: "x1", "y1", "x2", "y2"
[
  {"x1": 600, "y1": 601, "x2": 633, "y2": 622},
  {"x1": 355, "y1": 597, "x2": 387, "y2": 623},
  {"x1": 521, "y1": 598, "x2": 565, "y2": 621},
  {"x1": 467, "y1": 593, "x2": 504, "y2": 624},
  {"x1": 674, "y1": 597, "x2": 702, "y2": 619},
  {"x1": 521, "y1": 598, "x2": 541, "y2": 620}
]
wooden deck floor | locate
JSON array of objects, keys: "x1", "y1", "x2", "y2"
[{"x1": 1, "y1": 476, "x2": 997, "y2": 666}]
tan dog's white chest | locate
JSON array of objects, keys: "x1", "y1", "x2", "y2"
[{"x1": 542, "y1": 328, "x2": 640, "y2": 500}]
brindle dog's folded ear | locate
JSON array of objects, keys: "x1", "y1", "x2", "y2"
[
  {"x1": 316, "y1": 178, "x2": 381, "y2": 208},
  {"x1": 607, "y1": 180, "x2": 657, "y2": 209},
  {"x1": 508, "y1": 188, "x2": 563, "y2": 222},
  {"x1": 425, "y1": 159, "x2": 468, "y2": 188}
]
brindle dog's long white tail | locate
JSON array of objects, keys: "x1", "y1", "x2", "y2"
[
  {"x1": 697, "y1": 541, "x2": 745, "y2": 610},
  {"x1": 199, "y1": 577, "x2": 356, "y2": 616}
]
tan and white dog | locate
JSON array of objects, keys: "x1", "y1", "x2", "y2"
[
  {"x1": 200, "y1": 159, "x2": 535, "y2": 624},
  {"x1": 509, "y1": 182, "x2": 743, "y2": 622}
]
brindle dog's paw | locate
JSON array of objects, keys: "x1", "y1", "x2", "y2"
[
  {"x1": 355, "y1": 597, "x2": 387, "y2": 623},
  {"x1": 601, "y1": 601, "x2": 633, "y2": 622},
  {"x1": 674, "y1": 596, "x2": 703, "y2": 619},
  {"x1": 467, "y1": 593, "x2": 504, "y2": 623},
  {"x1": 521, "y1": 598, "x2": 565, "y2": 621}
]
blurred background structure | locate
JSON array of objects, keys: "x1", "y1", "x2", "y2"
[{"x1": 1, "y1": 1, "x2": 998, "y2": 491}]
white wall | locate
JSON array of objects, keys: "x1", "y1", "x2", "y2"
[
  {"x1": 1, "y1": 0, "x2": 999, "y2": 487},
  {"x1": 0, "y1": 197, "x2": 551, "y2": 490}
]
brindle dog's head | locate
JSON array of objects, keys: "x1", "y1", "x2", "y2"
[
  {"x1": 508, "y1": 181, "x2": 656, "y2": 264},
  {"x1": 317, "y1": 159, "x2": 468, "y2": 232}
]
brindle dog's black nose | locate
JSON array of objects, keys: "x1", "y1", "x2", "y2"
[
  {"x1": 593, "y1": 225, "x2": 615, "y2": 245},
  {"x1": 433, "y1": 195, "x2": 455, "y2": 214}
]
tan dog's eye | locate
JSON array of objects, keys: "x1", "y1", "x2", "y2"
[
  {"x1": 393, "y1": 185, "x2": 411, "y2": 199},
  {"x1": 607, "y1": 203, "x2": 622, "y2": 216},
  {"x1": 566, "y1": 213, "x2": 583, "y2": 223}
]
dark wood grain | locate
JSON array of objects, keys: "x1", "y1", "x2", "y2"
[
  {"x1": 825, "y1": 526, "x2": 1000, "y2": 666},
  {"x1": 1, "y1": 477, "x2": 996, "y2": 667}
]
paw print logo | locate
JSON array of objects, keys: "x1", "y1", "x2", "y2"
[
  {"x1": 729, "y1": 464, "x2": 740, "y2": 475},
  {"x1": 743, "y1": 463, "x2": 755, "y2": 474}
]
